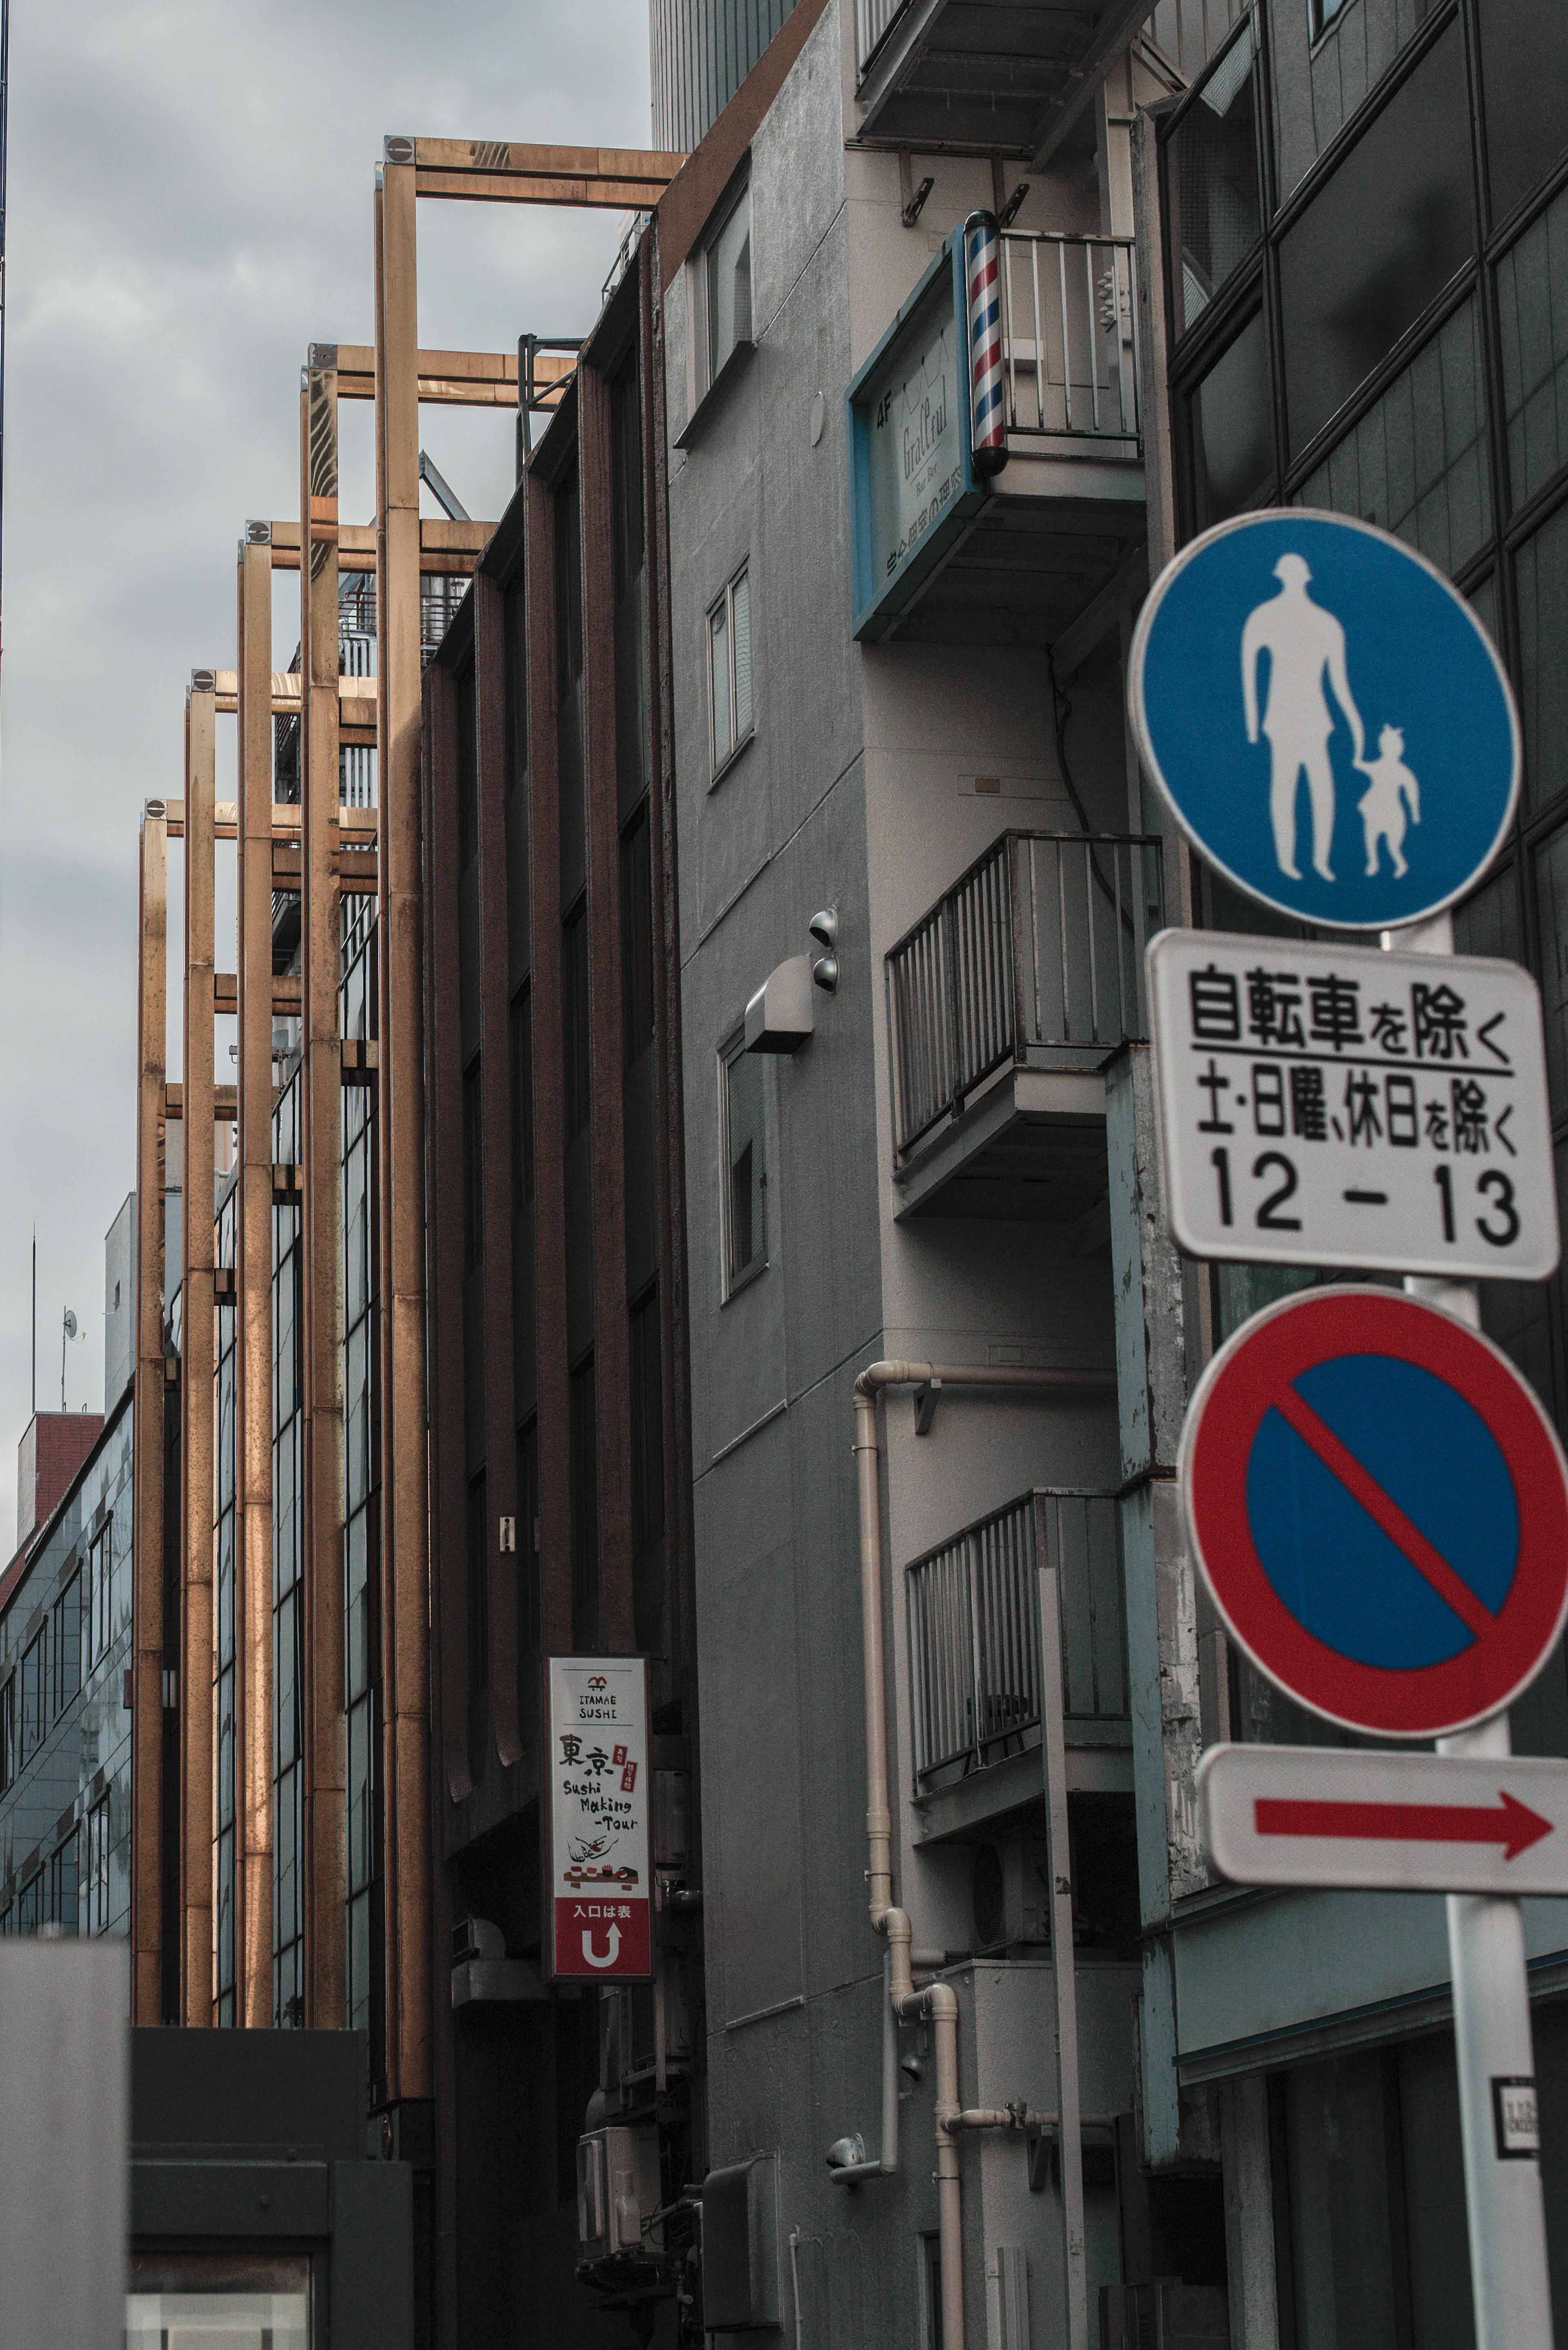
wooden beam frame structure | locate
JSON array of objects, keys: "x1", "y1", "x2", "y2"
[
  {"x1": 236, "y1": 533, "x2": 275, "y2": 2029},
  {"x1": 180, "y1": 680, "x2": 217, "y2": 2027},
  {"x1": 131, "y1": 801, "x2": 168, "y2": 2028},
  {"x1": 369, "y1": 130, "x2": 681, "y2": 2109},
  {"x1": 301, "y1": 352, "x2": 347, "y2": 2028},
  {"x1": 134, "y1": 132, "x2": 680, "y2": 2088}
]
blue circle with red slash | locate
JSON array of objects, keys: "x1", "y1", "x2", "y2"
[{"x1": 1180, "y1": 1288, "x2": 1568, "y2": 1738}]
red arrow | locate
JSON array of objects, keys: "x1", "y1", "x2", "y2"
[{"x1": 1255, "y1": 1790, "x2": 1553, "y2": 1862}]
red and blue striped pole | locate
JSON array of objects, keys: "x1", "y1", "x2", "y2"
[{"x1": 964, "y1": 210, "x2": 1007, "y2": 478}]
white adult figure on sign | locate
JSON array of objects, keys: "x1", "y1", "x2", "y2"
[{"x1": 1241, "y1": 551, "x2": 1368, "y2": 883}]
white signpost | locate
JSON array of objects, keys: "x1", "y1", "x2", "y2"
[
  {"x1": 545, "y1": 1656, "x2": 652, "y2": 1984},
  {"x1": 1198, "y1": 1745, "x2": 1568, "y2": 1896},
  {"x1": 1132, "y1": 510, "x2": 1551, "y2": 2349},
  {"x1": 1147, "y1": 930, "x2": 1559, "y2": 1282}
]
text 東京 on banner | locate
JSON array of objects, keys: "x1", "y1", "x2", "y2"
[{"x1": 545, "y1": 1657, "x2": 653, "y2": 1982}]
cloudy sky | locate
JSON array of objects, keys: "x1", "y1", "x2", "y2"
[{"x1": 0, "y1": 0, "x2": 653, "y2": 1538}]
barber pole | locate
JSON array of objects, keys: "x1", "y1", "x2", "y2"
[{"x1": 964, "y1": 210, "x2": 1007, "y2": 477}]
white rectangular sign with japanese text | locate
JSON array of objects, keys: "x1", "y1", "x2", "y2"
[
  {"x1": 545, "y1": 1656, "x2": 651, "y2": 1982},
  {"x1": 1148, "y1": 930, "x2": 1559, "y2": 1280}
]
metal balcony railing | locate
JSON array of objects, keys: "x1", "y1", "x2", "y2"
[
  {"x1": 998, "y1": 232, "x2": 1141, "y2": 448},
  {"x1": 855, "y1": 0, "x2": 908, "y2": 74},
  {"x1": 906, "y1": 1490, "x2": 1128, "y2": 1789},
  {"x1": 885, "y1": 830, "x2": 1163, "y2": 1159}
]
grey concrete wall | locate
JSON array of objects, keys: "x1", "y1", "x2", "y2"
[{"x1": 667, "y1": 5, "x2": 1147, "y2": 2339}]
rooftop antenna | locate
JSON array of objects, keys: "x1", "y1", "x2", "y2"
[{"x1": 61, "y1": 1307, "x2": 78, "y2": 1411}]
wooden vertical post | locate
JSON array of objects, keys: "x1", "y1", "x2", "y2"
[
  {"x1": 374, "y1": 146, "x2": 432, "y2": 2102},
  {"x1": 180, "y1": 684, "x2": 218, "y2": 2027},
  {"x1": 131, "y1": 801, "x2": 168, "y2": 2027},
  {"x1": 236, "y1": 530, "x2": 276, "y2": 2029},
  {"x1": 577, "y1": 361, "x2": 634, "y2": 1653},
  {"x1": 302, "y1": 357, "x2": 347, "y2": 2027}
]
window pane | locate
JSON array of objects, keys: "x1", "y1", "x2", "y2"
[
  {"x1": 725, "y1": 1046, "x2": 766, "y2": 1286},
  {"x1": 467, "y1": 1473, "x2": 489, "y2": 1697},
  {"x1": 1294, "y1": 298, "x2": 1491, "y2": 578},
  {"x1": 731, "y1": 571, "x2": 753, "y2": 740},
  {"x1": 1283, "y1": 2054, "x2": 1400, "y2": 2348},
  {"x1": 1278, "y1": 23, "x2": 1475, "y2": 457},
  {"x1": 1186, "y1": 308, "x2": 1272, "y2": 528},
  {"x1": 630, "y1": 1284, "x2": 665, "y2": 1557},
  {"x1": 1497, "y1": 181, "x2": 1568, "y2": 513},
  {"x1": 462, "y1": 1057, "x2": 484, "y2": 1271},
  {"x1": 1479, "y1": 0, "x2": 1568, "y2": 226},
  {"x1": 611, "y1": 354, "x2": 645, "y2": 604},
  {"x1": 510, "y1": 985, "x2": 535, "y2": 1206},
  {"x1": 706, "y1": 190, "x2": 751, "y2": 381},
  {"x1": 1396, "y1": 2037, "x2": 1474, "y2": 2348},
  {"x1": 455, "y1": 660, "x2": 478, "y2": 872},
  {"x1": 562, "y1": 904, "x2": 591, "y2": 1140},
  {"x1": 1516, "y1": 502, "x2": 1568, "y2": 814},
  {"x1": 1165, "y1": 19, "x2": 1262, "y2": 337},
  {"x1": 619, "y1": 810, "x2": 656, "y2": 1067},
  {"x1": 1532, "y1": 817, "x2": 1568, "y2": 1113},
  {"x1": 570, "y1": 1357, "x2": 599, "y2": 1645},
  {"x1": 709, "y1": 599, "x2": 732, "y2": 766}
]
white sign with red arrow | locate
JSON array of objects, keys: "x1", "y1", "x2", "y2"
[{"x1": 1198, "y1": 1744, "x2": 1568, "y2": 1895}]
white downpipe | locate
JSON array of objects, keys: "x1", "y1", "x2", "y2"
[{"x1": 842, "y1": 1358, "x2": 1116, "y2": 2350}]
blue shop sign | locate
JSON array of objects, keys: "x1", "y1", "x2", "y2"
[{"x1": 846, "y1": 237, "x2": 987, "y2": 642}]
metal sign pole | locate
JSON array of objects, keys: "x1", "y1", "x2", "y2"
[{"x1": 1400, "y1": 912, "x2": 1553, "y2": 2350}]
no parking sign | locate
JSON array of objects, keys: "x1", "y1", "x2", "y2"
[{"x1": 1180, "y1": 1286, "x2": 1568, "y2": 1738}]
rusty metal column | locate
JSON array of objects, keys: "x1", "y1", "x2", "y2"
[
  {"x1": 131, "y1": 800, "x2": 169, "y2": 2027},
  {"x1": 374, "y1": 146, "x2": 432, "y2": 2101},
  {"x1": 302, "y1": 357, "x2": 347, "y2": 2026},
  {"x1": 180, "y1": 683, "x2": 218, "y2": 2027},
  {"x1": 236, "y1": 529, "x2": 276, "y2": 2028}
]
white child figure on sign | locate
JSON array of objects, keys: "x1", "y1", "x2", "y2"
[{"x1": 1356, "y1": 723, "x2": 1421, "y2": 878}]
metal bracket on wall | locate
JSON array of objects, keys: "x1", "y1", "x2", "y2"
[{"x1": 914, "y1": 1375, "x2": 942, "y2": 1436}]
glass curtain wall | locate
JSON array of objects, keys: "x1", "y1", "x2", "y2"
[
  {"x1": 1161, "y1": 3, "x2": 1568, "y2": 1418},
  {"x1": 340, "y1": 895, "x2": 383, "y2": 2059},
  {"x1": 214, "y1": 1182, "x2": 239, "y2": 2024},
  {"x1": 271, "y1": 1071, "x2": 305, "y2": 2024}
]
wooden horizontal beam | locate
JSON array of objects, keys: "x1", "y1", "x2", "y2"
[
  {"x1": 413, "y1": 167, "x2": 670, "y2": 209},
  {"x1": 215, "y1": 974, "x2": 303, "y2": 1018},
  {"x1": 164, "y1": 1083, "x2": 238, "y2": 1123},
  {"x1": 328, "y1": 343, "x2": 575, "y2": 409},
  {"x1": 259, "y1": 517, "x2": 490, "y2": 573},
  {"x1": 208, "y1": 673, "x2": 378, "y2": 720},
  {"x1": 387, "y1": 139, "x2": 682, "y2": 214}
]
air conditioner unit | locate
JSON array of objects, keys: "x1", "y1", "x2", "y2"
[{"x1": 577, "y1": 2125, "x2": 661, "y2": 2263}]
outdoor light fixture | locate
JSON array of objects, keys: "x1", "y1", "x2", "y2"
[
  {"x1": 824, "y1": 2134, "x2": 866, "y2": 2172},
  {"x1": 809, "y1": 907, "x2": 839, "y2": 993}
]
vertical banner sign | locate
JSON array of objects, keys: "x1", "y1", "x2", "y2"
[
  {"x1": 546, "y1": 1657, "x2": 652, "y2": 1982},
  {"x1": 963, "y1": 210, "x2": 1007, "y2": 476}
]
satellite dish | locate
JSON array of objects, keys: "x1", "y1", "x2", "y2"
[{"x1": 63, "y1": 1310, "x2": 78, "y2": 1340}]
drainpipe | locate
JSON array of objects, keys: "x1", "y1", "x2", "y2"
[{"x1": 837, "y1": 1358, "x2": 1117, "y2": 2350}]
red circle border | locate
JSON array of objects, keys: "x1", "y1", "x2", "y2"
[{"x1": 1179, "y1": 1288, "x2": 1568, "y2": 1738}]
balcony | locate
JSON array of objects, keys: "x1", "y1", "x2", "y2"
[
  {"x1": 852, "y1": 0, "x2": 1248, "y2": 158},
  {"x1": 885, "y1": 829, "x2": 1161, "y2": 1218},
  {"x1": 907, "y1": 1489, "x2": 1130, "y2": 1842},
  {"x1": 848, "y1": 231, "x2": 1146, "y2": 645}
]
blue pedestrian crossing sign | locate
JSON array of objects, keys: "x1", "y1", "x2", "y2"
[{"x1": 1129, "y1": 512, "x2": 1520, "y2": 932}]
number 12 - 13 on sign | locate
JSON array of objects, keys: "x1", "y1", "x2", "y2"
[{"x1": 1146, "y1": 930, "x2": 1560, "y2": 1282}]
